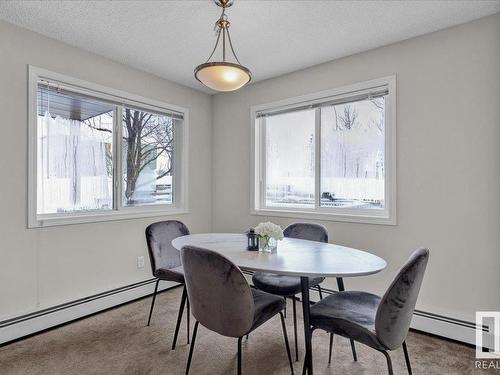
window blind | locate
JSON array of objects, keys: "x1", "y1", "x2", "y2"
[
  {"x1": 37, "y1": 81, "x2": 184, "y2": 120},
  {"x1": 255, "y1": 85, "x2": 388, "y2": 118}
]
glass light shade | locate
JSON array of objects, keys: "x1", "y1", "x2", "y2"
[{"x1": 194, "y1": 62, "x2": 251, "y2": 92}]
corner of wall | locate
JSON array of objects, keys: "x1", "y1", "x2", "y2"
[{"x1": 209, "y1": 93, "x2": 216, "y2": 232}]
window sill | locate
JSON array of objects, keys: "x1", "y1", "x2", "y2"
[
  {"x1": 251, "y1": 208, "x2": 396, "y2": 226},
  {"x1": 29, "y1": 207, "x2": 189, "y2": 228}
]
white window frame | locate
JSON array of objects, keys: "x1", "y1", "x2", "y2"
[
  {"x1": 250, "y1": 76, "x2": 396, "y2": 225},
  {"x1": 28, "y1": 66, "x2": 189, "y2": 228}
]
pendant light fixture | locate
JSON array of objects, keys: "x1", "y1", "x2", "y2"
[{"x1": 194, "y1": 0, "x2": 251, "y2": 92}]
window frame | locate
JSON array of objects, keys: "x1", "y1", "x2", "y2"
[
  {"x1": 28, "y1": 66, "x2": 189, "y2": 228},
  {"x1": 250, "y1": 76, "x2": 396, "y2": 225}
]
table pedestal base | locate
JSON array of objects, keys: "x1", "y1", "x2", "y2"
[{"x1": 301, "y1": 277, "x2": 313, "y2": 375}]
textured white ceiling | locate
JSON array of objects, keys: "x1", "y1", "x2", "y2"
[{"x1": 0, "y1": 1, "x2": 499, "y2": 93}]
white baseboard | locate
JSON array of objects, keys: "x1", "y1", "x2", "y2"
[
  {"x1": 0, "y1": 279, "x2": 178, "y2": 345},
  {"x1": 411, "y1": 312, "x2": 472, "y2": 344},
  {"x1": 411, "y1": 310, "x2": 488, "y2": 348}
]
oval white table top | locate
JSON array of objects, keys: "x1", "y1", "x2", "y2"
[{"x1": 172, "y1": 233, "x2": 386, "y2": 278}]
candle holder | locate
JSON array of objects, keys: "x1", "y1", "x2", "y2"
[{"x1": 246, "y1": 228, "x2": 259, "y2": 251}]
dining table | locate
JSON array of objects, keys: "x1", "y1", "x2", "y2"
[{"x1": 172, "y1": 233, "x2": 387, "y2": 375}]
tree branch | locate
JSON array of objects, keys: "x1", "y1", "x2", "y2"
[{"x1": 155, "y1": 168, "x2": 172, "y2": 181}]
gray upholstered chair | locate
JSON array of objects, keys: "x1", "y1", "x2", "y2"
[
  {"x1": 181, "y1": 245, "x2": 294, "y2": 375},
  {"x1": 252, "y1": 223, "x2": 357, "y2": 362},
  {"x1": 305, "y1": 248, "x2": 429, "y2": 375},
  {"x1": 145, "y1": 220, "x2": 190, "y2": 350}
]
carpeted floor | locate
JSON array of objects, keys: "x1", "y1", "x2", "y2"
[{"x1": 0, "y1": 287, "x2": 488, "y2": 374}]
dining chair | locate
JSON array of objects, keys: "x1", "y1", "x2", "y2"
[
  {"x1": 305, "y1": 248, "x2": 430, "y2": 375},
  {"x1": 145, "y1": 220, "x2": 190, "y2": 350},
  {"x1": 181, "y1": 245, "x2": 294, "y2": 375},
  {"x1": 252, "y1": 222, "x2": 357, "y2": 362}
]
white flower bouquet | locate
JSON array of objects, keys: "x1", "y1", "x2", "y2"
[{"x1": 254, "y1": 222, "x2": 283, "y2": 252}]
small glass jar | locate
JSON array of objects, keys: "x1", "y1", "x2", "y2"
[{"x1": 259, "y1": 236, "x2": 277, "y2": 252}]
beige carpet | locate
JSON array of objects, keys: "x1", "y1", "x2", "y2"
[{"x1": 0, "y1": 287, "x2": 487, "y2": 375}]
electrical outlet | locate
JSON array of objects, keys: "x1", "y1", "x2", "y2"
[{"x1": 137, "y1": 256, "x2": 145, "y2": 269}]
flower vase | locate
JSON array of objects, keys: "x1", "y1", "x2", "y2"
[{"x1": 259, "y1": 236, "x2": 277, "y2": 253}]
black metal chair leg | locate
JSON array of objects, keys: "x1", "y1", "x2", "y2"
[
  {"x1": 336, "y1": 277, "x2": 357, "y2": 362},
  {"x1": 292, "y1": 297, "x2": 299, "y2": 362},
  {"x1": 186, "y1": 298, "x2": 190, "y2": 344},
  {"x1": 381, "y1": 351, "x2": 394, "y2": 375},
  {"x1": 328, "y1": 333, "x2": 334, "y2": 364},
  {"x1": 147, "y1": 279, "x2": 159, "y2": 326},
  {"x1": 402, "y1": 341, "x2": 412, "y2": 375},
  {"x1": 350, "y1": 340, "x2": 358, "y2": 361},
  {"x1": 279, "y1": 312, "x2": 295, "y2": 375},
  {"x1": 237, "y1": 337, "x2": 243, "y2": 375},
  {"x1": 185, "y1": 321, "x2": 199, "y2": 375},
  {"x1": 172, "y1": 285, "x2": 188, "y2": 350},
  {"x1": 317, "y1": 285, "x2": 323, "y2": 300}
]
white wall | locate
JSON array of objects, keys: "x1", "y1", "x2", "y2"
[
  {"x1": 0, "y1": 20, "x2": 212, "y2": 321},
  {"x1": 212, "y1": 14, "x2": 500, "y2": 323}
]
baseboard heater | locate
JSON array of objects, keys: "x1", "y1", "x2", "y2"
[
  {"x1": 1, "y1": 275, "x2": 482, "y2": 348},
  {"x1": 0, "y1": 278, "x2": 179, "y2": 346}
]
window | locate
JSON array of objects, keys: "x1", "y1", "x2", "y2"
[
  {"x1": 252, "y1": 76, "x2": 396, "y2": 225},
  {"x1": 36, "y1": 88, "x2": 114, "y2": 215},
  {"x1": 28, "y1": 67, "x2": 188, "y2": 227},
  {"x1": 265, "y1": 109, "x2": 315, "y2": 208},
  {"x1": 121, "y1": 107, "x2": 177, "y2": 207}
]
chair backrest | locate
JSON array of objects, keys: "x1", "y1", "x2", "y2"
[
  {"x1": 145, "y1": 220, "x2": 190, "y2": 274},
  {"x1": 284, "y1": 223, "x2": 328, "y2": 243},
  {"x1": 181, "y1": 246, "x2": 255, "y2": 338},
  {"x1": 375, "y1": 248, "x2": 429, "y2": 350}
]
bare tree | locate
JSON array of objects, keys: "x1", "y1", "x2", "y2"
[
  {"x1": 370, "y1": 97, "x2": 384, "y2": 111},
  {"x1": 333, "y1": 106, "x2": 340, "y2": 130},
  {"x1": 370, "y1": 98, "x2": 385, "y2": 132},
  {"x1": 122, "y1": 108, "x2": 174, "y2": 202},
  {"x1": 84, "y1": 109, "x2": 174, "y2": 204},
  {"x1": 337, "y1": 104, "x2": 358, "y2": 130}
]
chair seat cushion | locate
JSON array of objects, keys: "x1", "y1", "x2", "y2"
[
  {"x1": 249, "y1": 288, "x2": 286, "y2": 333},
  {"x1": 310, "y1": 291, "x2": 386, "y2": 350},
  {"x1": 252, "y1": 272, "x2": 325, "y2": 296},
  {"x1": 155, "y1": 265, "x2": 184, "y2": 283}
]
